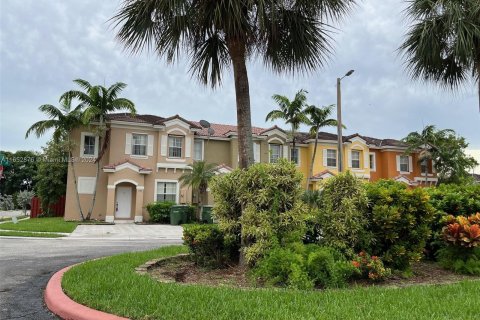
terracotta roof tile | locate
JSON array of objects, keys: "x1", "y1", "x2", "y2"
[
  {"x1": 103, "y1": 159, "x2": 152, "y2": 172},
  {"x1": 191, "y1": 121, "x2": 266, "y2": 138}
]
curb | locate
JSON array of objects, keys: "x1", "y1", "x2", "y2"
[{"x1": 44, "y1": 266, "x2": 129, "y2": 320}]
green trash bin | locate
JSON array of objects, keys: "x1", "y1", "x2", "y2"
[
  {"x1": 201, "y1": 206, "x2": 214, "y2": 224},
  {"x1": 170, "y1": 205, "x2": 190, "y2": 225}
]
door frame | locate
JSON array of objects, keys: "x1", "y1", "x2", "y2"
[{"x1": 115, "y1": 186, "x2": 133, "y2": 219}]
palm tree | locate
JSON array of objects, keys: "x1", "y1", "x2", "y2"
[
  {"x1": 266, "y1": 89, "x2": 310, "y2": 156},
  {"x1": 25, "y1": 98, "x2": 86, "y2": 220},
  {"x1": 400, "y1": 0, "x2": 480, "y2": 111},
  {"x1": 179, "y1": 161, "x2": 217, "y2": 219},
  {"x1": 402, "y1": 125, "x2": 454, "y2": 184},
  {"x1": 112, "y1": 0, "x2": 356, "y2": 169},
  {"x1": 304, "y1": 104, "x2": 339, "y2": 189},
  {"x1": 62, "y1": 79, "x2": 136, "y2": 220}
]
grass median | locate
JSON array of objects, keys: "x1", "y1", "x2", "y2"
[
  {"x1": 62, "y1": 246, "x2": 480, "y2": 320},
  {"x1": 0, "y1": 230, "x2": 65, "y2": 238},
  {"x1": 0, "y1": 217, "x2": 78, "y2": 233}
]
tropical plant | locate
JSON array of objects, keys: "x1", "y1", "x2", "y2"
[
  {"x1": 25, "y1": 97, "x2": 86, "y2": 219},
  {"x1": 266, "y1": 89, "x2": 310, "y2": 154},
  {"x1": 179, "y1": 161, "x2": 217, "y2": 217},
  {"x1": 304, "y1": 104, "x2": 338, "y2": 188},
  {"x1": 61, "y1": 79, "x2": 136, "y2": 220},
  {"x1": 112, "y1": 0, "x2": 357, "y2": 169},
  {"x1": 316, "y1": 171, "x2": 370, "y2": 258},
  {"x1": 145, "y1": 201, "x2": 175, "y2": 223},
  {"x1": 403, "y1": 126, "x2": 477, "y2": 184},
  {"x1": 210, "y1": 160, "x2": 308, "y2": 266},
  {"x1": 442, "y1": 213, "x2": 480, "y2": 248},
  {"x1": 351, "y1": 251, "x2": 391, "y2": 281},
  {"x1": 400, "y1": 0, "x2": 480, "y2": 111}
]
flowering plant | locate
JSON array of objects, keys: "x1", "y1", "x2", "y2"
[
  {"x1": 442, "y1": 213, "x2": 480, "y2": 248},
  {"x1": 351, "y1": 251, "x2": 391, "y2": 281}
]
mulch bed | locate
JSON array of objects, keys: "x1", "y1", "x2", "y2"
[{"x1": 148, "y1": 255, "x2": 479, "y2": 289}]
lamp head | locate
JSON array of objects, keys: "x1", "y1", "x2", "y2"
[{"x1": 345, "y1": 70, "x2": 355, "y2": 77}]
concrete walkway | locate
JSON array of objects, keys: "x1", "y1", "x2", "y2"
[
  {"x1": 68, "y1": 224, "x2": 183, "y2": 240},
  {"x1": 0, "y1": 210, "x2": 30, "y2": 219}
]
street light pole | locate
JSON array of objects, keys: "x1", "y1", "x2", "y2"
[{"x1": 336, "y1": 70, "x2": 354, "y2": 173}]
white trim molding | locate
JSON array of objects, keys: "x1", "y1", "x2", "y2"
[
  {"x1": 105, "y1": 216, "x2": 115, "y2": 223},
  {"x1": 77, "y1": 177, "x2": 96, "y2": 194},
  {"x1": 80, "y1": 132, "x2": 99, "y2": 158},
  {"x1": 113, "y1": 179, "x2": 139, "y2": 186},
  {"x1": 134, "y1": 216, "x2": 143, "y2": 223},
  {"x1": 369, "y1": 152, "x2": 376, "y2": 172}
]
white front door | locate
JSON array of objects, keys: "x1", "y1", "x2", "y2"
[{"x1": 115, "y1": 186, "x2": 132, "y2": 219}]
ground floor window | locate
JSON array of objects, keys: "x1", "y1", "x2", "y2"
[{"x1": 156, "y1": 181, "x2": 177, "y2": 203}]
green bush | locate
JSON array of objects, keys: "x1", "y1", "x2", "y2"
[
  {"x1": 437, "y1": 246, "x2": 480, "y2": 275},
  {"x1": 183, "y1": 224, "x2": 238, "y2": 268},
  {"x1": 145, "y1": 201, "x2": 175, "y2": 223},
  {"x1": 365, "y1": 180, "x2": 435, "y2": 270},
  {"x1": 316, "y1": 172, "x2": 371, "y2": 257},
  {"x1": 424, "y1": 184, "x2": 480, "y2": 259},
  {"x1": 251, "y1": 243, "x2": 357, "y2": 290},
  {"x1": 211, "y1": 159, "x2": 308, "y2": 266}
]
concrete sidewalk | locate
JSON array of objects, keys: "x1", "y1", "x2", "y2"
[{"x1": 68, "y1": 224, "x2": 183, "y2": 240}]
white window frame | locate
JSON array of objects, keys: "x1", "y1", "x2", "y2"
[
  {"x1": 193, "y1": 139, "x2": 204, "y2": 161},
  {"x1": 399, "y1": 155, "x2": 409, "y2": 173},
  {"x1": 80, "y1": 132, "x2": 98, "y2": 158},
  {"x1": 154, "y1": 179, "x2": 179, "y2": 203},
  {"x1": 326, "y1": 149, "x2": 337, "y2": 168},
  {"x1": 131, "y1": 133, "x2": 148, "y2": 157},
  {"x1": 351, "y1": 150, "x2": 361, "y2": 169},
  {"x1": 269, "y1": 143, "x2": 282, "y2": 163},
  {"x1": 369, "y1": 152, "x2": 376, "y2": 172},
  {"x1": 168, "y1": 135, "x2": 183, "y2": 158}
]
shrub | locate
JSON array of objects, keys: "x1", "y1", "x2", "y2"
[
  {"x1": 351, "y1": 251, "x2": 391, "y2": 281},
  {"x1": 17, "y1": 190, "x2": 35, "y2": 214},
  {"x1": 365, "y1": 180, "x2": 435, "y2": 271},
  {"x1": 146, "y1": 201, "x2": 175, "y2": 223},
  {"x1": 183, "y1": 224, "x2": 238, "y2": 268},
  {"x1": 211, "y1": 160, "x2": 308, "y2": 266},
  {"x1": 436, "y1": 213, "x2": 480, "y2": 275},
  {"x1": 437, "y1": 246, "x2": 480, "y2": 275},
  {"x1": 251, "y1": 243, "x2": 357, "y2": 290},
  {"x1": 316, "y1": 172, "x2": 371, "y2": 257},
  {"x1": 0, "y1": 194, "x2": 14, "y2": 210}
]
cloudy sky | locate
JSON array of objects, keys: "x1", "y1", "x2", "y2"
[{"x1": 1, "y1": 0, "x2": 479, "y2": 155}]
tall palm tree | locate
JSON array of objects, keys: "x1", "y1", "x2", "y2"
[
  {"x1": 402, "y1": 125, "x2": 454, "y2": 184},
  {"x1": 304, "y1": 104, "x2": 339, "y2": 189},
  {"x1": 112, "y1": 0, "x2": 356, "y2": 169},
  {"x1": 179, "y1": 161, "x2": 217, "y2": 218},
  {"x1": 25, "y1": 98, "x2": 87, "y2": 220},
  {"x1": 266, "y1": 89, "x2": 310, "y2": 156},
  {"x1": 62, "y1": 79, "x2": 136, "y2": 220},
  {"x1": 400, "y1": 0, "x2": 480, "y2": 111}
]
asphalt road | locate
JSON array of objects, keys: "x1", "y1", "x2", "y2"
[{"x1": 0, "y1": 237, "x2": 182, "y2": 320}]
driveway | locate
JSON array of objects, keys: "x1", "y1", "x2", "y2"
[
  {"x1": 69, "y1": 224, "x2": 183, "y2": 240},
  {"x1": 0, "y1": 236, "x2": 183, "y2": 320}
]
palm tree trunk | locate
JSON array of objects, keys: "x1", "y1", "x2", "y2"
[
  {"x1": 306, "y1": 128, "x2": 320, "y2": 190},
  {"x1": 69, "y1": 151, "x2": 85, "y2": 221},
  {"x1": 227, "y1": 38, "x2": 254, "y2": 267},
  {"x1": 228, "y1": 38, "x2": 254, "y2": 169},
  {"x1": 86, "y1": 115, "x2": 104, "y2": 220}
]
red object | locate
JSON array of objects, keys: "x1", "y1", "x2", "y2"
[
  {"x1": 45, "y1": 266, "x2": 129, "y2": 320},
  {"x1": 30, "y1": 196, "x2": 65, "y2": 218}
]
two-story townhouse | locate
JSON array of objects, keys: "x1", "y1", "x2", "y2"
[{"x1": 64, "y1": 113, "x2": 436, "y2": 222}]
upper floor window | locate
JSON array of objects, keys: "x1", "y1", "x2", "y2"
[
  {"x1": 326, "y1": 149, "x2": 337, "y2": 167},
  {"x1": 421, "y1": 159, "x2": 428, "y2": 174},
  {"x1": 269, "y1": 144, "x2": 282, "y2": 163},
  {"x1": 168, "y1": 135, "x2": 183, "y2": 158},
  {"x1": 291, "y1": 148, "x2": 299, "y2": 165},
  {"x1": 400, "y1": 155, "x2": 409, "y2": 172},
  {"x1": 132, "y1": 134, "x2": 147, "y2": 156},
  {"x1": 83, "y1": 135, "x2": 96, "y2": 156},
  {"x1": 194, "y1": 140, "x2": 203, "y2": 161},
  {"x1": 80, "y1": 132, "x2": 98, "y2": 158},
  {"x1": 351, "y1": 150, "x2": 361, "y2": 169},
  {"x1": 369, "y1": 153, "x2": 376, "y2": 171}
]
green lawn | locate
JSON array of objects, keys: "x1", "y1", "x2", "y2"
[
  {"x1": 62, "y1": 246, "x2": 480, "y2": 320},
  {"x1": 0, "y1": 217, "x2": 78, "y2": 233},
  {"x1": 0, "y1": 230, "x2": 65, "y2": 238}
]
